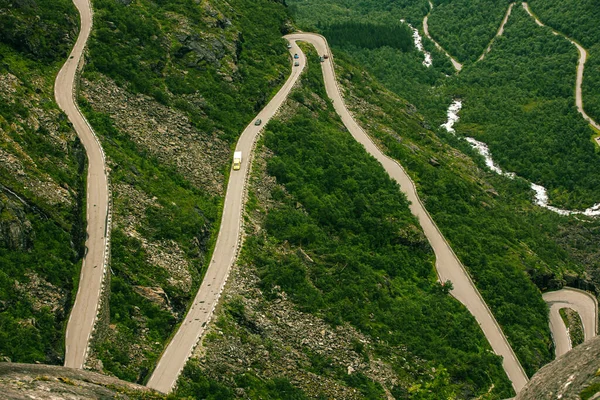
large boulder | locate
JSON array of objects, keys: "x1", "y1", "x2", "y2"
[{"x1": 516, "y1": 336, "x2": 600, "y2": 400}]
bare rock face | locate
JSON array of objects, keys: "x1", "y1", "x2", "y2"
[
  {"x1": 516, "y1": 336, "x2": 600, "y2": 400},
  {"x1": 0, "y1": 193, "x2": 33, "y2": 251},
  {"x1": 0, "y1": 363, "x2": 163, "y2": 399}
]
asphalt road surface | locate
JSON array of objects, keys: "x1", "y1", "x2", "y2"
[
  {"x1": 287, "y1": 32, "x2": 529, "y2": 394},
  {"x1": 522, "y1": 2, "x2": 600, "y2": 131},
  {"x1": 543, "y1": 288, "x2": 598, "y2": 357},
  {"x1": 146, "y1": 41, "x2": 306, "y2": 394},
  {"x1": 55, "y1": 0, "x2": 110, "y2": 369},
  {"x1": 149, "y1": 32, "x2": 528, "y2": 394}
]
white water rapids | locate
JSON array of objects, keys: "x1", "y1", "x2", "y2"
[
  {"x1": 402, "y1": 20, "x2": 432, "y2": 67},
  {"x1": 441, "y1": 100, "x2": 600, "y2": 216}
]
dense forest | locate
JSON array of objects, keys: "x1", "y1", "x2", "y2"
[
  {"x1": 288, "y1": 0, "x2": 428, "y2": 28},
  {"x1": 0, "y1": 0, "x2": 84, "y2": 364},
  {"x1": 427, "y1": 0, "x2": 512, "y2": 63},
  {"x1": 528, "y1": 0, "x2": 600, "y2": 128},
  {"x1": 288, "y1": 0, "x2": 455, "y2": 123},
  {"x1": 450, "y1": 6, "x2": 600, "y2": 209},
  {"x1": 331, "y1": 51, "x2": 559, "y2": 377},
  {"x1": 321, "y1": 22, "x2": 413, "y2": 52}
]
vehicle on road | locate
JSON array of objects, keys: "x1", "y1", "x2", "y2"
[
  {"x1": 254, "y1": 118, "x2": 262, "y2": 126},
  {"x1": 294, "y1": 53, "x2": 299, "y2": 59},
  {"x1": 294, "y1": 61, "x2": 299, "y2": 66},
  {"x1": 323, "y1": 54, "x2": 329, "y2": 59},
  {"x1": 233, "y1": 151, "x2": 242, "y2": 170},
  {"x1": 319, "y1": 56, "x2": 324, "y2": 62},
  {"x1": 287, "y1": 43, "x2": 292, "y2": 49}
]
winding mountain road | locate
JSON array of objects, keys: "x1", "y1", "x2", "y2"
[
  {"x1": 522, "y1": 2, "x2": 600, "y2": 131},
  {"x1": 423, "y1": 1, "x2": 463, "y2": 71},
  {"x1": 543, "y1": 288, "x2": 598, "y2": 357},
  {"x1": 146, "y1": 40, "x2": 306, "y2": 394},
  {"x1": 479, "y1": 3, "x2": 515, "y2": 61},
  {"x1": 54, "y1": 0, "x2": 110, "y2": 369},
  {"x1": 55, "y1": 0, "x2": 596, "y2": 392},
  {"x1": 148, "y1": 33, "x2": 528, "y2": 394}
]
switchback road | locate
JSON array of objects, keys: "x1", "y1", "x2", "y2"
[
  {"x1": 543, "y1": 288, "x2": 598, "y2": 357},
  {"x1": 146, "y1": 40, "x2": 306, "y2": 394},
  {"x1": 479, "y1": 3, "x2": 515, "y2": 61},
  {"x1": 423, "y1": 1, "x2": 463, "y2": 71},
  {"x1": 55, "y1": 0, "x2": 110, "y2": 369},
  {"x1": 149, "y1": 32, "x2": 528, "y2": 393},
  {"x1": 287, "y1": 33, "x2": 528, "y2": 394},
  {"x1": 523, "y1": 2, "x2": 600, "y2": 131}
]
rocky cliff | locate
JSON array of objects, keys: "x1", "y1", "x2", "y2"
[
  {"x1": 516, "y1": 336, "x2": 600, "y2": 400},
  {"x1": 0, "y1": 362, "x2": 164, "y2": 399}
]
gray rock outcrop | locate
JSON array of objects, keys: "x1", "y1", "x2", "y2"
[{"x1": 516, "y1": 336, "x2": 600, "y2": 400}]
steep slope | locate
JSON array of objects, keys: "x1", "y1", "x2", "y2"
[
  {"x1": 181, "y1": 45, "x2": 515, "y2": 399},
  {"x1": 0, "y1": 0, "x2": 85, "y2": 364},
  {"x1": 78, "y1": 0, "x2": 294, "y2": 383},
  {"x1": 528, "y1": 0, "x2": 600, "y2": 126}
]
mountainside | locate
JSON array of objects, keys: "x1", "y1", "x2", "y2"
[
  {"x1": 0, "y1": 0, "x2": 85, "y2": 364},
  {"x1": 1, "y1": 0, "x2": 600, "y2": 397},
  {"x1": 183, "y1": 49, "x2": 513, "y2": 399},
  {"x1": 289, "y1": 0, "x2": 600, "y2": 380},
  {"x1": 78, "y1": 0, "x2": 294, "y2": 383}
]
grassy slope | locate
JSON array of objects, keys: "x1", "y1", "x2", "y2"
[
  {"x1": 451, "y1": 6, "x2": 600, "y2": 209},
  {"x1": 0, "y1": 0, "x2": 84, "y2": 363},
  {"x1": 427, "y1": 0, "x2": 512, "y2": 64},
  {"x1": 528, "y1": 0, "x2": 600, "y2": 129}
]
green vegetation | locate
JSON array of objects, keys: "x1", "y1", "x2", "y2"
[
  {"x1": 528, "y1": 0, "x2": 600, "y2": 125},
  {"x1": 288, "y1": 0, "x2": 428, "y2": 28},
  {"x1": 87, "y1": 0, "x2": 291, "y2": 143},
  {"x1": 233, "y1": 49, "x2": 513, "y2": 398},
  {"x1": 0, "y1": 0, "x2": 83, "y2": 364},
  {"x1": 427, "y1": 0, "x2": 512, "y2": 63},
  {"x1": 0, "y1": 0, "x2": 77, "y2": 63},
  {"x1": 174, "y1": 360, "x2": 310, "y2": 400},
  {"x1": 82, "y1": 0, "x2": 295, "y2": 383},
  {"x1": 450, "y1": 6, "x2": 600, "y2": 209},
  {"x1": 79, "y1": 103, "x2": 221, "y2": 383},
  {"x1": 559, "y1": 308, "x2": 584, "y2": 347},
  {"x1": 334, "y1": 49, "x2": 559, "y2": 376},
  {"x1": 581, "y1": 383, "x2": 600, "y2": 400},
  {"x1": 321, "y1": 22, "x2": 413, "y2": 51}
]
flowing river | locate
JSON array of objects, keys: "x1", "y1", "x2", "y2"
[
  {"x1": 401, "y1": 19, "x2": 432, "y2": 67},
  {"x1": 442, "y1": 100, "x2": 600, "y2": 216}
]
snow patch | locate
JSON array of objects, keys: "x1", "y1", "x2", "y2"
[{"x1": 440, "y1": 100, "x2": 600, "y2": 216}]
